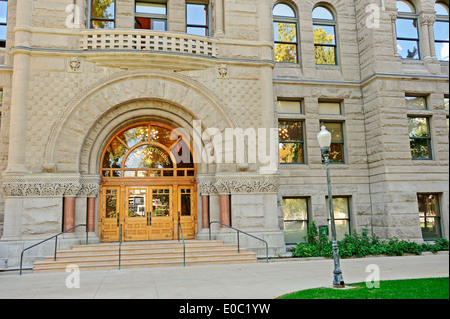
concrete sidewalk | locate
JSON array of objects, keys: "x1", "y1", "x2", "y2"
[{"x1": 0, "y1": 252, "x2": 448, "y2": 299}]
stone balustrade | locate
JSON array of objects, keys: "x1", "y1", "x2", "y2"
[{"x1": 80, "y1": 29, "x2": 218, "y2": 58}]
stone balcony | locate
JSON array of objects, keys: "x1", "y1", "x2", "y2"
[{"x1": 80, "y1": 29, "x2": 218, "y2": 58}]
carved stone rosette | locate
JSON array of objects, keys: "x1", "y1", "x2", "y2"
[
  {"x1": 196, "y1": 174, "x2": 279, "y2": 195},
  {"x1": 1, "y1": 174, "x2": 101, "y2": 197}
]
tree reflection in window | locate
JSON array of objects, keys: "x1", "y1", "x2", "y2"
[
  {"x1": 91, "y1": 0, "x2": 115, "y2": 29},
  {"x1": 313, "y1": 6, "x2": 337, "y2": 65}
]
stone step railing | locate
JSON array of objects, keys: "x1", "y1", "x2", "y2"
[{"x1": 80, "y1": 29, "x2": 218, "y2": 57}]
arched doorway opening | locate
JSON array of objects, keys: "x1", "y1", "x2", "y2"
[{"x1": 99, "y1": 122, "x2": 197, "y2": 242}]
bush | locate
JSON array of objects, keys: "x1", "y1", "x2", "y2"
[{"x1": 292, "y1": 222, "x2": 449, "y2": 259}]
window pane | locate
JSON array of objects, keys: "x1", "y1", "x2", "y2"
[
  {"x1": 180, "y1": 190, "x2": 192, "y2": 216},
  {"x1": 152, "y1": 19, "x2": 167, "y2": 31},
  {"x1": 283, "y1": 198, "x2": 308, "y2": 220},
  {"x1": 328, "y1": 219, "x2": 350, "y2": 240},
  {"x1": 405, "y1": 96, "x2": 427, "y2": 110},
  {"x1": 274, "y1": 22, "x2": 297, "y2": 42},
  {"x1": 284, "y1": 221, "x2": 308, "y2": 244},
  {"x1": 0, "y1": 25, "x2": 5, "y2": 41},
  {"x1": 445, "y1": 98, "x2": 449, "y2": 110},
  {"x1": 186, "y1": 26, "x2": 207, "y2": 36},
  {"x1": 278, "y1": 100, "x2": 301, "y2": 113},
  {"x1": 314, "y1": 45, "x2": 336, "y2": 65},
  {"x1": 275, "y1": 43, "x2": 298, "y2": 63},
  {"x1": 326, "y1": 197, "x2": 350, "y2": 240},
  {"x1": 435, "y1": 3, "x2": 449, "y2": 16},
  {"x1": 136, "y1": 2, "x2": 167, "y2": 15},
  {"x1": 187, "y1": 3, "x2": 207, "y2": 26},
  {"x1": 397, "y1": 0, "x2": 415, "y2": 13},
  {"x1": 313, "y1": 6, "x2": 334, "y2": 20},
  {"x1": 408, "y1": 117, "x2": 430, "y2": 138},
  {"x1": 418, "y1": 194, "x2": 441, "y2": 240},
  {"x1": 125, "y1": 145, "x2": 173, "y2": 169},
  {"x1": 283, "y1": 198, "x2": 308, "y2": 244},
  {"x1": 0, "y1": 1, "x2": 7, "y2": 24},
  {"x1": 434, "y1": 21, "x2": 449, "y2": 41},
  {"x1": 323, "y1": 122, "x2": 343, "y2": 142},
  {"x1": 128, "y1": 189, "x2": 146, "y2": 218},
  {"x1": 152, "y1": 191, "x2": 170, "y2": 217},
  {"x1": 91, "y1": 20, "x2": 115, "y2": 29},
  {"x1": 279, "y1": 121, "x2": 303, "y2": 141},
  {"x1": 92, "y1": 0, "x2": 115, "y2": 19},
  {"x1": 410, "y1": 138, "x2": 432, "y2": 159},
  {"x1": 396, "y1": 18, "x2": 418, "y2": 39},
  {"x1": 273, "y1": 3, "x2": 296, "y2": 18},
  {"x1": 319, "y1": 102, "x2": 341, "y2": 115},
  {"x1": 105, "y1": 190, "x2": 118, "y2": 218},
  {"x1": 279, "y1": 142, "x2": 304, "y2": 163},
  {"x1": 435, "y1": 42, "x2": 449, "y2": 61},
  {"x1": 313, "y1": 25, "x2": 336, "y2": 44},
  {"x1": 397, "y1": 39, "x2": 419, "y2": 59}
]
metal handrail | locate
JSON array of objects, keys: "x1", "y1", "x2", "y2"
[
  {"x1": 19, "y1": 224, "x2": 88, "y2": 275},
  {"x1": 209, "y1": 221, "x2": 269, "y2": 263},
  {"x1": 177, "y1": 212, "x2": 186, "y2": 267},
  {"x1": 118, "y1": 224, "x2": 123, "y2": 270}
]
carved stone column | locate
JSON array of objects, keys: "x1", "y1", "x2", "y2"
[
  {"x1": 214, "y1": 0, "x2": 225, "y2": 37},
  {"x1": 419, "y1": 13, "x2": 435, "y2": 59}
]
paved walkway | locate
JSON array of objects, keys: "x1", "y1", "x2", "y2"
[{"x1": 0, "y1": 252, "x2": 448, "y2": 299}]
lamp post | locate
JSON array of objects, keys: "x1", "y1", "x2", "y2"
[{"x1": 317, "y1": 125, "x2": 345, "y2": 288}]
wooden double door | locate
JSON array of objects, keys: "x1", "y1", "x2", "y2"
[{"x1": 100, "y1": 184, "x2": 197, "y2": 242}]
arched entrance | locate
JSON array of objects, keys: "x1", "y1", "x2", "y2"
[{"x1": 99, "y1": 122, "x2": 197, "y2": 242}]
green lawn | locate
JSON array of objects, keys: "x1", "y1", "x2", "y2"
[{"x1": 279, "y1": 277, "x2": 449, "y2": 299}]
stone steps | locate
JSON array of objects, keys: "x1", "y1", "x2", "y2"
[{"x1": 33, "y1": 240, "x2": 257, "y2": 273}]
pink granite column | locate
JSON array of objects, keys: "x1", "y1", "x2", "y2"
[
  {"x1": 64, "y1": 197, "x2": 76, "y2": 232},
  {"x1": 219, "y1": 194, "x2": 230, "y2": 227}
]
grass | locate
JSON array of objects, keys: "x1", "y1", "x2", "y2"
[{"x1": 279, "y1": 277, "x2": 449, "y2": 299}]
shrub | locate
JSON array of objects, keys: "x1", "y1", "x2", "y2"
[{"x1": 292, "y1": 222, "x2": 449, "y2": 259}]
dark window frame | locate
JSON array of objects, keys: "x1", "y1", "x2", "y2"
[
  {"x1": 278, "y1": 119, "x2": 306, "y2": 165},
  {"x1": 312, "y1": 5, "x2": 338, "y2": 65},
  {"x1": 282, "y1": 197, "x2": 310, "y2": 245},
  {"x1": 408, "y1": 116, "x2": 433, "y2": 160},
  {"x1": 418, "y1": 193, "x2": 442, "y2": 241},
  {"x1": 273, "y1": 2, "x2": 299, "y2": 64},
  {"x1": 186, "y1": 2, "x2": 210, "y2": 37}
]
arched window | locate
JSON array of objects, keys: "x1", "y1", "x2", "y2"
[
  {"x1": 273, "y1": 3, "x2": 298, "y2": 63},
  {"x1": 312, "y1": 5, "x2": 337, "y2": 65},
  {"x1": 395, "y1": 0, "x2": 420, "y2": 59},
  {"x1": 101, "y1": 122, "x2": 195, "y2": 178},
  {"x1": 434, "y1": 2, "x2": 449, "y2": 61}
]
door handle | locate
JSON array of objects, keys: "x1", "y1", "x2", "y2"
[
  {"x1": 117, "y1": 212, "x2": 120, "y2": 227},
  {"x1": 147, "y1": 213, "x2": 152, "y2": 226}
]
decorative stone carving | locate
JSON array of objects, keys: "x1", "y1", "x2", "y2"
[
  {"x1": 1, "y1": 175, "x2": 100, "y2": 197},
  {"x1": 196, "y1": 174, "x2": 279, "y2": 195},
  {"x1": 68, "y1": 57, "x2": 81, "y2": 72},
  {"x1": 218, "y1": 64, "x2": 229, "y2": 78}
]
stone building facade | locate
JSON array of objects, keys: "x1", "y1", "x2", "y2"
[{"x1": 0, "y1": 0, "x2": 448, "y2": 268}]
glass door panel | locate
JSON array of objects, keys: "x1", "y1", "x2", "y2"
[
  {"x1": 178, "y1": 187, "x2": 196, "y2": 239},
  {"x1": 149, "y1": 188, "x2": 173, "y2": 240},
  {"x1": 124, "y1": 188, "x2": 149, "y2": 241},
  {"x1": 100, "y1": 187, "x2": 121, "y2": 242}
]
